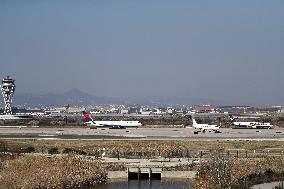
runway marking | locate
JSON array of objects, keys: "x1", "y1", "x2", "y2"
[{"x1": 38, "y1": 135, "x2": 57, "y2": 137}]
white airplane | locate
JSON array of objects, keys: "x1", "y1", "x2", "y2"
[
  {"x1": 229, "y1": 114, "x2": 272, "y2": 129},
  {"x1": 0, "y1": 114, "x2": 32, "y2": 120},
  {"x1": 82, "y1": 112, "x2": 142, "y2": 128},
  {"x1": 192, "y1": 118, "x2": 220, "y2": 131}
]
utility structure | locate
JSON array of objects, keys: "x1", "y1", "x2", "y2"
[
  {"x1": 1, "y1": 76, "x2": 16, "y2": 115},
  {"x1": 64, "y1": 103, "x2": 70, "y2": 113}
]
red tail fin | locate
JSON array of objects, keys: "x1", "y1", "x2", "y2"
[{"x1": 82, "y1": 111, "x2": 93, "y2": 122}]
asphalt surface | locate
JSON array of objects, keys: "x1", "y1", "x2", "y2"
[{"x1": 0, "y1": 127, "x2": 284, "y2": 141}]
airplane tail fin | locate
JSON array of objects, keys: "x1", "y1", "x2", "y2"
[
  {"x1": 192, "y1": 118, "x2": 198, "y2": 127},
  {"x1": 229, "y1": 114, "x2": 236, "y2": 122},
  {"x1": 82, "y1": 111, "x2": 94, "y2": 122}
]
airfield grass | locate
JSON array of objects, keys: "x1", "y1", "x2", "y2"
[{"x1": 1, "y1": 140, "x2": 284, "y2": 155}]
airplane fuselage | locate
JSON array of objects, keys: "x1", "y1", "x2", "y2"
[
  {"x1": 85, "y1": 120, "x2": 142, "y2": 127},
  {"x1": 229, "y1": 114, "x2": 273, "y2": 129},
  {"x1": 193, "y1": 124, "x2": 220, "y2": 130},
  {"x1": 83, "y1": 112, "x2": 142, "y2": 128},
  {"x1": 192, "y1": 118, "x2": 220, "y2": 131},
  {"x1": 232, "y1": 121, "x2": 272, "y2": 129}
]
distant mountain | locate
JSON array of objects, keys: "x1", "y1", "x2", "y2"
[
  {"x1": 124, "y1": 96, "x2": 229, "y2": 106},
  {"x1": 13, "y1": 89, "x2": 111, "y2": 107},
  {"x1": 11, "y1": 89, "x2": 230, "y2": 107}
]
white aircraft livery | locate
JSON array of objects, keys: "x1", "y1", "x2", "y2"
[
  {"x1": 82, "y1": 112, "x2": 142, "y2": 128},
  {"x1": 229, "y1": 114, "x2": 272, "y2": 129},
  {"x1": 0, "y1": 114, "x2": 32, "y2": 120},
  {"x1": 192, "y1": 118, "x2": 220, "y2": 131}
]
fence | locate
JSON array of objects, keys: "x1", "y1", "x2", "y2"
[{"x1": 1, "y1": 141, "x2": 284, "y2": 160}]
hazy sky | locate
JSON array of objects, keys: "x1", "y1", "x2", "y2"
[{"x1": 0, "y1": 0, "x2": 284, "y2": 105}]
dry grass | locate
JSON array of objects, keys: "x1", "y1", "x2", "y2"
[
  {"x1": 193, "y1": 155, "x2": 284, "y2": 189},
  {"x1": 3, "y1": 140, "x2": 284, "y2": 155},
  {"x1": 0, "y1": 155, "x2": 107, "y2": 189}
]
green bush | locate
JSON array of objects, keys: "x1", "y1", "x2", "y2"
[
  {"x1": 23, "y1": 146, "x2": 35, "y2": 153},
  {"x1": 48, "y1": 147, "x2": 59, "y2": 154}
]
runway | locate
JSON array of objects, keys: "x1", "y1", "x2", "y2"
[{"x1": 0, "y1": 127, "x2": 284, "y2": 141}]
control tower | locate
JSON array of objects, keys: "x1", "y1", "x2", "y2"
[{"x1": 1, "y1": 76, "x2": 16, "y2": 115}]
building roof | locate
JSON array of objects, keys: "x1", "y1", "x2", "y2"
[{"x1": 193, "y1": 104, "x2": 217, "y2": 111}]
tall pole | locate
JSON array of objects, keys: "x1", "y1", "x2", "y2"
[{"x1": 1, "y1": 76, "x2": 16, "y2": 115}]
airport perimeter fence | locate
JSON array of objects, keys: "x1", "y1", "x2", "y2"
[
  {"x1": 130, "y1": 150, "x2": 189, "y2": 159},
  {"x1": 194, "y1": 149, "x2": 284, "y2": 159},
  {"x1": 87, "y1": 150, "x2": 194, "y2": 159},
  {"x1": 85, "y1": 149, "x2": 284, "y2": 160},
  {"x1": 1, "y1": 140, "x2": 284, "y2": 160}
]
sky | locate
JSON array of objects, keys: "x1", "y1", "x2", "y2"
[{"x1": 0, "y1": 0, "x2": 284, "y2": 105}]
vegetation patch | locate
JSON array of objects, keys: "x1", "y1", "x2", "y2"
[
  {"x1": 0, "y1": 155, "x2": 107, "y2": 189},
  {"x1": 193, "y1": 152, "x2": 284, "y2": 189}
]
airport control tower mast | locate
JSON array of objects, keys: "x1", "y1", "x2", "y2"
[{"x1": 1, "y1": 76, "x2": 16, "y2": 115}]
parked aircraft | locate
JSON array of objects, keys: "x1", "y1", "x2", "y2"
[
  {"x1": 82, "y1": 111, "x2": 142, "y2": 128},
  {"x1": 229, "y1": 114, "x2": 272, "y2": 129},
  {"x1": 192, "y1": 118, "x2": 220, "y2": 132},
  {"x1": 0, "y1": 114, "x2": 32, "y2": 120}
]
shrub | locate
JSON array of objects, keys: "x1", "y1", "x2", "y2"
[
  {"x1": 28, "y1": 120, "x2": 40, "y2": 126},
  {"x1": 23, "y1": 146, "x2": 35, "y2": 153},
  {"x1": 48, "y1": 147, "x2": 59, "y2": 154},
  {"x1": 62, "y1": 148, "x2": 87, "y2": 155}
]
